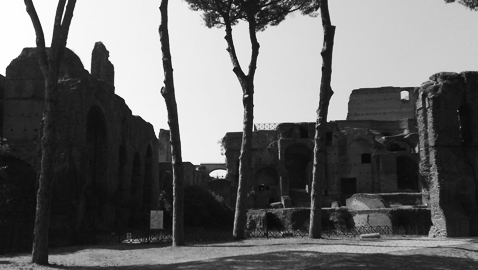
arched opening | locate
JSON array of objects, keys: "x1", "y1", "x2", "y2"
[
  {"x1": 209, "y1": 169, "x2": 227, "y2": 179},
  {"x1": 285, "y1": 144, "x2": 312, "y2": 190},
  {"x1": 0, "y1": 157, "x2": 37, "y2": 214},
  {"x1": 0, "y1": 157, "x2": 37, "y2": 252},
  {"x1": 83, "y1": 106, "x2": 108, "y2": 230},
  {"x1": 396, "y1": 156, "x2": 419, "y2": 191}
]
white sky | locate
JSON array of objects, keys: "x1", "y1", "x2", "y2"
[{"x1": 1, "y1": 1, "x2": 477, "y2": 164}]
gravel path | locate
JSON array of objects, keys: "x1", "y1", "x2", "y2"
[{"x1": 1, "y1": 236, "x2": 478, "y2": 269}]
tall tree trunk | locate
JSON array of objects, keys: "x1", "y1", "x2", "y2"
[
  {"x1": 226, "y1": 10, "x2": 259, "y2": 239},
  {"x1": 309, "y1": 0, "x2": 335, "y2": 239},
  {"x1": 24, "y1": 0, "x2": 77, "y2": 264},
  {"x1": 32, "y1": 74, "x2": 59, "y2": 264},
  {"x1": 233, "y1": 85, "x2": 254, "y2": 240},
  {"x1": 159, "y1": 0, "x2": 184, "y2": 246}
]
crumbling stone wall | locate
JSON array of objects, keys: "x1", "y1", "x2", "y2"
[
  {"x1": 2, "y1": 45, "x2": 159, "y2": 241},
  {"x1": 417, "y1": 71, "x2": 478, "y2": 237},
  {"x1": 223, "y1": 118, "x2": 420, "y2": 209},
  {"x1": 347, "y1": 87, "x2": 417, "y2": 121}
]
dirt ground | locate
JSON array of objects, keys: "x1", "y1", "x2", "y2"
[{"x1": 1, "y1": 236, "x2": 478, "y2": 269}]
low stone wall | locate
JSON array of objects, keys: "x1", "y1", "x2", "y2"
[
  {"x1": 375, "y1": 193, "x2": 422, "y2": 206},
  {"x1": 247, "y1": 207, "x2": 431, "y2": 231}
]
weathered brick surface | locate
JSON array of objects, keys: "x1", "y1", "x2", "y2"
[
  {"x1": 2, "y1": 46, "x2": 159, "y2": 242},
  {"x1": 417, "y1": 71, "x2": 478, "y2": 237}
]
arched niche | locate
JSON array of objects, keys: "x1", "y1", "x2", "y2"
[
  {"x1": 86, "y1": 106, "x2": 108, "y2": 196},
  {"x1": 83, "y1": 106, "x2": 108, "y2": 230}
]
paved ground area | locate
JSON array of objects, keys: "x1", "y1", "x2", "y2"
[{"x1": 1, "y1": 236, "x2": 478, "y2": 269}]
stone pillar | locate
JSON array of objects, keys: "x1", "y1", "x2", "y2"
[
  {"x1": 91, "y1": 42, "x2": 114, "y2": 85},
  {"x1": 417, "y1": 72, "x2": 478, "y2": 237}
]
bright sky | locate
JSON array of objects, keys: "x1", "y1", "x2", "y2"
[{"x1": 1, "y1": 1, "x2": 477, "y2": 164}]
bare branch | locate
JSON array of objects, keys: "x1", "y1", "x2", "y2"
[
  {"x1": 56, "y1": 0, "x2": 77, "y2": 66},
  {"x1": 51, "y1": 0, "x2": 66, "y2": 49},
  {"x1": 24, "y1": 0, "x2": 48, "y2": 74}
]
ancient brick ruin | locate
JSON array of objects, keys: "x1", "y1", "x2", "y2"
[
  {"x1": 417, "y1": 72, "x2": 478, "y2": 237},
  {"x1": 223, "y1": 87, "x2": 421, "y2": 210},
  {"x1": 0, "y1": 43, "x2": 159, "y2": 242}
]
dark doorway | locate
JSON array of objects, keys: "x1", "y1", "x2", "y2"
[
  {"x1": 83, "y1": 106, "x2": 108, "y2": 230},
  {"x1": 341, "y1": 178, "x2": 356, "y2": 201},
  {"x1": 285, "y1": 144, "x2": 312, "y2": 190},
  {"x1": 397, "y1": 156, "x2": 419, "y2": 191}
]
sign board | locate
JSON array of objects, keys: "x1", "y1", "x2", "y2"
[{"x1": 150, "y1": 210, "x2": 164, "y2": 230}]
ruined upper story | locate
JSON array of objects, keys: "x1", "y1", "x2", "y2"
[
  {"x1": 2, "y1": 43, "x2": 157, "y2": 169},
  {"x1": 347, "y1": 87, "x2": 417, "y2": 121}
]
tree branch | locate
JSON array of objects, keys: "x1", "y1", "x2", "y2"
[
  {"x1": 56, "y1": 0, "x2": 77, "y2": 67},
  {"x1": 24, "y1": 0, "x2": 48, "y2": 74},
  {"x1": 246, "y1": 8, "x2": 260, "y2": 83},
  {"x1": 224, "y1": 22, "x2": 247, "y2": 83}
]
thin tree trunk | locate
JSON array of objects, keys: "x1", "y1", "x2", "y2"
[
  {"x1": 309, "y1": 0, "x2": 335, "y2": 239},
  {"x1": 25, "y1": 0, "x2": 77, "y2": 264},
  {"x1": 226, "y1": 10, "x2": 259, "y2": 239},
  {"x1": 159, "y1": 0, "x2": 184, "y2": 246}
]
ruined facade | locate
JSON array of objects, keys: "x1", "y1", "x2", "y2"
[
  {"x1": 417, "y1": 72, "x2": 478, "y2": 237},
  {"x1": 0, "y1": 43, "x2": 159, "y2": 240},
  {"x1": 157, "y1": 129, "x2": 211, "y2": 193},
  {"x1": 223, "y1": 87, "x2": 421, "y2": 209}
]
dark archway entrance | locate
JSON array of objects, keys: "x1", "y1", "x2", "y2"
[
  {"x1": 0, "y1": 156, "x2": 37, "y2": 253},
  {"x1": 397, "y1": 156, "x2": 419, "y2": 191},
  {"x1": 83, "y1": 106, "x2": 108, "y2": 230},
  {"x1": 285, "y1": 144, "x2": 312, "y2": 190}
]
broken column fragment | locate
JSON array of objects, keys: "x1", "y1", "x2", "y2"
[{"x1": 416, "y1": 71, "x2": 478, "y2": 237}]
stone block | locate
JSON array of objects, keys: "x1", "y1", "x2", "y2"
[{"x1": 346, "y1": 193, "x2": 390, "y2": 210}]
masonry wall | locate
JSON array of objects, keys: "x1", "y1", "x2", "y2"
[
  {"x1": 2, "y1": 46, "x2": 159, "y2": 241},
  {"x1": 347, "y1": 87, "x2": 417, "y2": 121},
  {"x1": 224, "y1": 118, "x2": 420, "y2": 209},
  {"x1": 417, "y1": 71, "x2": 478, "y2": 237}
]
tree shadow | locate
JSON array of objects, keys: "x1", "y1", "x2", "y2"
[{"x1": 25, "y1": 249, "x2": 478, "y2": 270}]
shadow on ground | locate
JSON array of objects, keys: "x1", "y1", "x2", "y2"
[{"x1": 5, "y1": 245, "x2": 476, "y2": 270}]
